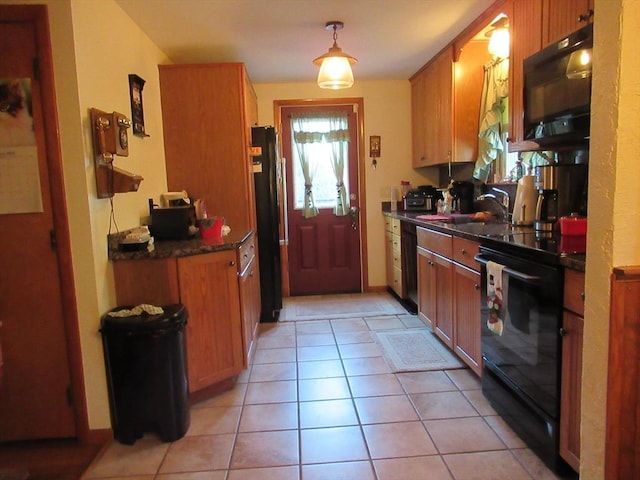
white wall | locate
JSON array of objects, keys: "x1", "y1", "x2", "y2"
[
  {"x1": 254, "y1": 80, "x2": 439, "y2": 287},
  {"x1": 582, "y1": 0, "x2": 640, "y2": 478}
]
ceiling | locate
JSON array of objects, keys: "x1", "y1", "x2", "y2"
[{"x1": 114, "y1": 0, "x2": 495, "y2": 83}]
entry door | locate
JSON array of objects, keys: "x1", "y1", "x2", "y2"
[
  {"x1": 0, "y1": 12, "x2": 76, "y2": 441},
  {"x1": 281, "y1": 104, "x2": 361, "y2": 295}
]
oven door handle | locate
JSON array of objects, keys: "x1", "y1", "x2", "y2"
[{"x1": 474, "y1": 254, "x2": 541, "y2": 283}]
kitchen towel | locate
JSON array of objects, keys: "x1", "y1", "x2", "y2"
[{"x1": 486, "y1": 260, "x2": 506, "y2": 336}]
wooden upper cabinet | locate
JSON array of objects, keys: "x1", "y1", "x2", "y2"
[
  {"x1": 543, "y1": 0, "x2": 594, "y2": 46},
  {"x1": 159, "y1": 63, "x2": 258, "y2": 232},
  {"x1": 508, "y1": 0, "x2": 543, "y2": 150}
]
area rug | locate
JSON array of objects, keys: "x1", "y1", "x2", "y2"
[
  {"x1": 279, "y1": 292, "x2": 407, "y2": 321},
  {"x1": 375, "y1": 329, "x2": 466, "y2": 372}
]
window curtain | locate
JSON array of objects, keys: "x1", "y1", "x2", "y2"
[
  {"x1": 473, "y1": 58, "x2": 509, "y2": 183},
  {"x1": 291, "y1": 111, "x2": 350, "y2": 218}
]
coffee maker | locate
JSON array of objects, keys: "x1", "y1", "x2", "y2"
[
  {"x1": 534, "y1": 164, "x2": 588, "y2": 231},
  {"x1": 450, "y1": 181, "x2": 475, "y2": 214}
]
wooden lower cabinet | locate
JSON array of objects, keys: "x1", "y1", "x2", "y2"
[
  {"x1": 417, "y1": 226, "x2": 482, "y2": 374},
  {"x1": 239, "y1": 255, "x2": 260, "y2": 367},
  {"x1": 560, "y1": 268, "x2": 585, "y2": 472},
  {"x1": 453, "y1": 264, "x2": 482, "y2": 376},
  {"x1": 177, "y1": 251, "x2": 244, "y2": 392}
]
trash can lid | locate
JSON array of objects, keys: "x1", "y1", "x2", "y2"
[{"x1": 100, "y1": 304, "x2": 186, "y2": 333}]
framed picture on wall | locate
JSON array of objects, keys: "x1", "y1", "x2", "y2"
[{"x1": 128, "y1": 74, "x2": 148, "y2": 137}]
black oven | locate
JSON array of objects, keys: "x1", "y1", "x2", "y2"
[
  {"x1": 523, "y1": 23, "x2": 593, "y2": 147},
  {"x1": 475, "y1": 244, "x2": 569, "y2": 474}
]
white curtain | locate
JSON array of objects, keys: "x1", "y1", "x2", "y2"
[
  {"x1": 473, "y1": 58, "x2": 509, "y2": 183},
  {"x1": 291, "y1": 111, "x2": 350, "y2": 218}
]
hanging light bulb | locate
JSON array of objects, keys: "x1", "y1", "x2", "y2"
[
  {"x1": 486, "y1": 16, "x2": 510, "y2": 59},
  {"x1": 313, "y1": 21, "x2": 357, "y2": 89}
]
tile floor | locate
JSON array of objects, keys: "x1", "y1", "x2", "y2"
[{"x1": 84, "y1": 298, "x2": 566, "y2": 480}]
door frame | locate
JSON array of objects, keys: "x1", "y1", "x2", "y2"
[
  {"x1": 0, "y1": 5, "x2": 89, "y2": 443},
  {"x1": 274, "y1": 98, "x2": 369, "y2": 296}
]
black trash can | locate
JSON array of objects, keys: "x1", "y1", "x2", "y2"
[{"x1": 100, "y1": 304, "x2": 190, "y2": 445}]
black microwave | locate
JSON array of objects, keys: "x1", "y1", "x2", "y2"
[{"x1": 523, "y1": 23, "x2": 593, "y2": 147}]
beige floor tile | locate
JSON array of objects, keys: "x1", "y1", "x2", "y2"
[
  {"x1": 159, "y1": 434, "x2": 235, "y2": 473},
  {"x1": 398, "y1": 314, "x2": 426, "y2": 328},
  {"x1": 484, "y1": 416, "x2": 527, "y2": 449},
  {"x1": 365, "y1": 316, "x2": 407, "y2": 331},
  {"x1": 301, "y1": 460, "x2": 376, "y2": 480},
  {"x1": 411, "y1": 391, "x2": 479, "y2": 420},
  {"x1": 298, "y1": 376, "x2": 351, "y2": 401},
  {"x1": 348, "y1": 373, "x2": 404, "y2": 397},
  {"x1": 239, "y1": 402, "x2": 298, "y2": 432},
  {"x1": 338, "y1": 342, "x2": 383, "y2": 359},
  {"x1": 510, "y1": 448, "x2": 566, "y2": 479},
  {"x1": 256, "y1": 334, "x2": 296, "y2": 350},
  {"x1": 252, "y1": 347, "x2": 297, "y2": 364},
  {"x1": 300, "y1": 426, "x2": 369, "y2": 464},
  {"x1": 259, "y1": 323, "x2": 295, "y2": 337},
  {"x1": 462, "y1": 389, "x2": 498, "y2": 415},
  {"x1": 396, "y1": 370, "x2": 458, "y2": 394},
  {"x1": 299, "y1": 398, "x2": 359, "y2": 428},
  {"x1": 373, "y1": 456, "x2": 454, "y2": 480},
  {"x1": 187, "y1": 406, "x2": 241, "y2": 435},
  {"x1": 249, "y1": 362, "x2": 297, "y2": 382},
  {"x1": 297, "y1": 359, "x2": 345, "y2": 380},
  {"x1": 342, "y1": 356, "x2": 392, "y2": 376},
  {"x1": 334, "y1": 330, "x2": 375, "y2": 344},
  {"x1": 296, "y1": 333, "x2": 336, "y2": 347},
  {"x1": 354, "y1": 395, "x2": 419, "y2": 424},
  {"x1": 445, "y1": 369, "x2": 481, "y2": 390},
  {"x1": 227, "y1": 465, "x2": 299, "y2": 480},
  {"x1": 231, "y1": 430, "x2": 299, "y2": 469},
  {"x1": 363, "y1": 421, "x2": 438, "y2": 458},
  {"x1": 236, "y1": 368, "x2": 251, "y2": 383},
  {"x1": 193, "y1": 383, "x2": 247, "y2": 408},
  {"x1": 157, "y1": 473, "x2": 227, "y2": 480},
  {"x1": 84, "y1": 437, "x2": 169, "y2": 478},
  {"x1": 443, "y1": 450, "x2": 532, "y2": 480},
  {"x1": 330, "y1": 318, "x2": 370, "y2": 333},
  {"x1": 297, "y1": 344, "x2": 340, "y2": 362},
  {"x1": 425, "y1": 417, "x2": 507, "y2": 454},
  {"x1": 295, "y1": 321, "x2": 333, "y2": 334},
  {"x1": 245, "y1": 380, "x2": 297, "y2": 404}
]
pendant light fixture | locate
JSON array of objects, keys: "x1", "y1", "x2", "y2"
[
  {"x1": 486, "y1": 16, "x2": 510, "y2": 59},
  {"x1": 313, "y1": 21, "x2": 357, "y2": 89}
]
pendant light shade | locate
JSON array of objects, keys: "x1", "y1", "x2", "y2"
[
  {"x1": 486, "y1": 16, "x2": 510, "y2": 59},
  {"x1": 313, "y1": 21, "x2": 357, "y2": 89}
]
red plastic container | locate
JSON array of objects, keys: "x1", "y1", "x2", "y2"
[{"x1": 559, "y1": 214, "x2": 587, "y2": 236}]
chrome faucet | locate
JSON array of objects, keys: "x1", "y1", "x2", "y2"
[{"x1": 476, "y1": 188, "x2": 510, "y2": 222}]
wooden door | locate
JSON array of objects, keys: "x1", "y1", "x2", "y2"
[
  {"x1": 282, "y1": 104, "x2": 362, "y2": 296},
  {"x1": 433, "y1": 253, "x2": 454, "y2": 348},
  {"x1": 417, "y1": 247, "x2": 436, "y2": 330},
  {"x1": 0, "y1": 11, "x2": 76, "y2": 441},
  {"x1": 453, "y1": 264, "x2": 482, "y2": 375},
  {"x1": 560, "y1": 310, "x2": 583, "y2": 472},
  {"x1": 177, "y1": 251, "x2": 243, "y2": 392}
]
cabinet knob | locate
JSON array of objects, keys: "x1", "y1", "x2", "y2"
[
  {"x1": 578, "y1": 9, "x2": 594, "y2": 23},
  {"x1": 474, "y1": 284, "x2": 479, "y2": 290},
  {"x1": 461, "y1": 248, "x2": 467, "y2": 254},
  {"x1": 559, "y1": 328, "x2": 567, "y2": 337},
  {"x1": 243, "y1": 253, "x2": 248, "y2": 259},
  {"x1": 229, "y1": 260, "x2": 236, "y2": 267},
  {"x1": 581, "y1": 291, "x2": 585, "y2": 301}
]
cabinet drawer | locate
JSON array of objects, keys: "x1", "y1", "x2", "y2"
[
  {"x1": 417, "y1": 227, "x2": 452, "y2": 258},
  {"x1": 391, "y1": 234, "x2": 402, "y2": 268},
  {"x1": 385, "y1": 217, "x2": 401, "y2": 234},
  {"x1": 452, "y1": 237, "x2": 480, "y2": 271},
  {"x1": 564, "y1": 269, "x2": 585, "y2": 317},
  {"x1": 238, "y1": 233, "x2": 256, "y2": 273},
  {"x1": 392, "y1": 265, "x2": 403, "y2": 296}
]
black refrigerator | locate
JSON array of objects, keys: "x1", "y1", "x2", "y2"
[{"x1": 251, "y1": 126, "x2": 283, "y2": 322}]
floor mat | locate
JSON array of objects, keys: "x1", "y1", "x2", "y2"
[
  {"x1": 279, "y1": 292, "x2": 407, "y2": 321},
  {"x1": 375, "y1": 329, "x2": 466, "y2": 373}
]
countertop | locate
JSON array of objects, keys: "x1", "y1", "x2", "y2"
[
  {"x1": 384, "y1": 210, "x2": 586, "y2": 272},
  {"x1": 108, "y1": 229, "x2": 253, "y2": 261}
]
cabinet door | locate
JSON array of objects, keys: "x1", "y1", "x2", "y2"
[
  {"x1": 560, "y1": 310, "x2": 583, "y2": 472},
  {"x1": 178, "y1": 251, "x2": 243, "y2": 392},
  {"x1": 411, "y1": 71, "x2": 428, "y2": 167},
  {"x1": 543, "y1": 0, "x2": 593, "y2": 45},
  {"x1": 434, "y1": 46, "x2": 454, "y2": 165},
  {"x1": 239, "y1": 255, "x2": 260, "y2": 367},
  {"x1": 433, "y1": 252, "x2": 454, "y2": 348},
  {"x1": 385, "y1": 231, "x2": 395, "y2": 290},
  {"x1": 453, "y1": 264, "x2": 482, "y2": 375},
  {"x1": 417, "y1": 246, "x2": 436, "y2": 329},
  {"x1": 508, "y1": 0, "x2": 543, "y2": 150}
]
